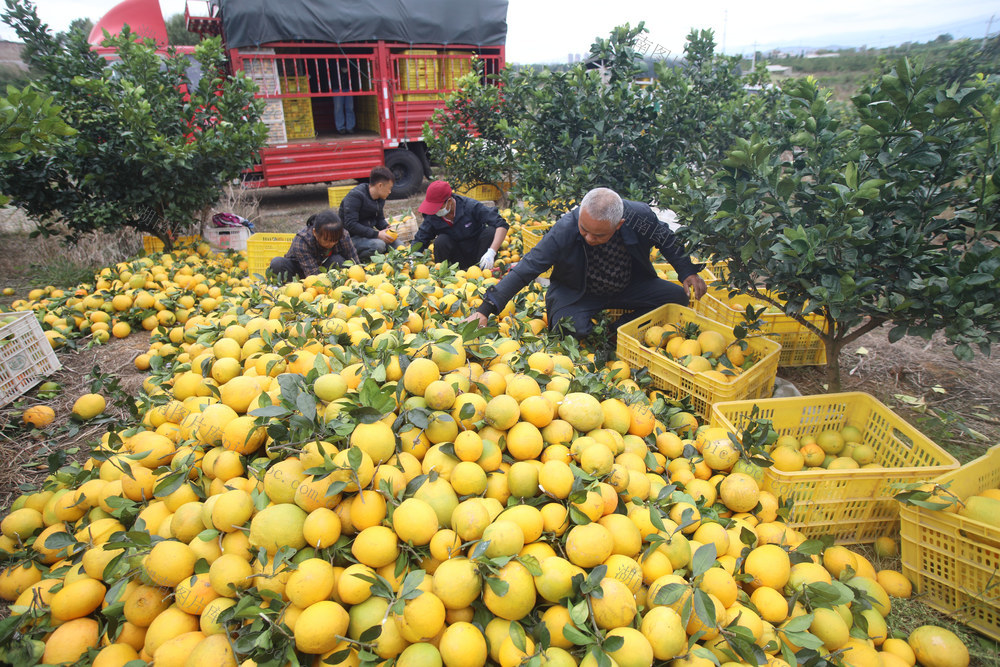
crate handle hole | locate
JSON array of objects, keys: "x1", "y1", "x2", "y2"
[{"x1": 891, "y1": 428, "x2": 915, "y2": 451}]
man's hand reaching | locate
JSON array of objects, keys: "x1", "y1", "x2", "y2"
[
  {"x1": 683, "y1": 274, "x2": 708, "y2": 301},
  {"x1": 463, "y1": 312, "x2": 488, "y2": 327}
]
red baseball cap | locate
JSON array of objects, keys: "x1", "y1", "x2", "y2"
[{"x1": 418, "y1": 180, "x2": 453, "y2": 214}]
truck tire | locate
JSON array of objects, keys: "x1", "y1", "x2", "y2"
[{"x1": 385, "y1": 149, "x2": 424, "y2": 199}]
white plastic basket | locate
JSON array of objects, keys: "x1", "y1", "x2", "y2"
[
  {"x1": 0, "y1": 311, "x2": 61, "y2": 407},
  {"x1": 204, "y1": 226, "x2": 251, "y2": 252}
]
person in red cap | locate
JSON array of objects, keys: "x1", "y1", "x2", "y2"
[{"x1": 412, "y1": 180, "x2": 509, "y2": 270}]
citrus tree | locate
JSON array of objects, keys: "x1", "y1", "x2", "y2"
[
  {"x1": 0, "y1": 0, "x2": 266, "y2": 251},
  {"x1": 425, "y1": 60, "x2": 524, "y2": 208},
  {"x1": 428, "y1": 25, "x2": 783, "y2": 215},
  {"x1": 0, "y1": 84, "x2": 75, "y2": 206},
  {"x1": 654, "y1": 29, "x2": 789, "y2": 180},
  {"x1": 662, "y1": 61, "x2": 1000, "y2": 390}
]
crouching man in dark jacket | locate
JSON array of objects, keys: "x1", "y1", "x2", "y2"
[
  {"x1": 339, "y1": 165, "x2": 401, "y2": 261},
  {"x1": 412, "y1": 180, "x2": 509, "y2": 271},
  {"x1": 466, "y1": 187, "x2": 707, "y2": 337}
]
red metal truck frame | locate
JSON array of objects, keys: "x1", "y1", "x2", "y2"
[{"x1": 225, "y1": 41, "x2": 504, "y2": 192}]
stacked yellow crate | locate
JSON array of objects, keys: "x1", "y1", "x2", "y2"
[
  {"x1": 282, "y1": 76, "x2": 315, "y2": 140},
  {"x1": 396, "y1": 50, "x2": 439, "y2": 101},
  {"x1": 441, "y1": 50, "x2": 473, "y2": 92},
  {"x1": 355, "y1": 96, "x2": 380, "y2": 133}
]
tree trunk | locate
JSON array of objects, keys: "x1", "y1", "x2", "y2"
[
  {"x1": 155, "y1": 231, "x2": 173, "y2": 254},
  {"x1": 825, "y1": 337, "x2": 843, "y2": 392}
]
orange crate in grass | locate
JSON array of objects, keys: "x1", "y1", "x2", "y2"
[
  {"x1": 711, "y1": 392, "x2": 958, "y2": 544},
  {"x1": 247, "y1": 233, "x2": 295, "y2": 278},
  {"x1": 693, "y1": 286, "x2": 827, "y2": 367},
  {"x1": 616, "y1": 304, "x2": 781, "y2": 419},
  {"x1": 900, "y1": 445, "x2": 1000, "y2": 640}
]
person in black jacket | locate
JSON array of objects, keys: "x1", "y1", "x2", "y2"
[
  {"x1": 467, "y1": 187, "x2": 708, "y2": 337},
  {"x1": 412, "y1": 180, "x2": 509, "y2": 270},
  {"x1": 338, "y1": 166, "x2": 400, "y2": 261}
]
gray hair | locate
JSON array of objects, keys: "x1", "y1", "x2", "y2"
[{"x1": 580, "y1": 188, "x2": 624, "y2": 225}]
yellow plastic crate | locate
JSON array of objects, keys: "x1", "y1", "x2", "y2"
[
  {"x1": 457, "y1": 184, "x2": 503, "y2": 202},
  {"x1": 142, "y1": 235, "x2": 201, "y2": 254},
  {"x1": 396, "y1": 49, "x2": 439, "y2": 101},
  {"x1": 441, "y1": 50, "x2": 474, "y2": 90},
  {"x1": 520, "y1": 224, "x2": 552, "y2": 254},
  {"x1": 617, "y1": 304, "x2": 781, "y2": 419},
  {"x1": 285, "y1": 119, "x2": 315, "y2": 140},
  {"x1": 693, "y1": 287, "x2": 827, "y2": 367},
  {"x1": 900, "y1": 444, "x2": 1000, "y2": 640},
  {"x1": 281, "y1": 75, "x2": 310, "y2": 94},
  {"x1": 519, "y1": 224, "x2": 553, "y2": 278},
  {"x1": 247, "y1": 233, "x2": 295, "y2": 278},
  {"x1": 711, "y1": 392, "x2": 959, "y2": 544},
  {"x1": 328, "y1": 185, "x2": 355, "y2": 209}
]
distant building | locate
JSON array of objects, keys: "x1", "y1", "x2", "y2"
[
  {"x1": 804, "y1": 52, "x2": 840, "y2": 59},
  {"x1": 765, "y1": 64, "x2": 791, "y2": 76},
  {"x1": 0, "y1": 40, "x2": 27, "y2": 72}
]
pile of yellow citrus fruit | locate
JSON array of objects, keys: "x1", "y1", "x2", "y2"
[
  {"x1": 643, "y1": 323, "x2": 754, "y2": 383},
  {"x1": 0, "y1": 223, "x2": 972, "y2": 667}
]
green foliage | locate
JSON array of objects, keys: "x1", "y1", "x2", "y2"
[
  {"x1": 511, "y1": 23, "x2": 668, "y2": 209},
  {"x1": 0, "y1": 0, "x2": 266, "y2": 250},
  {"x1": 0, "y1": 83, "x2": 75, "y2": 205},
  {"x1": 425, "y1": 59, "x2": 523, "y2": 207},
  {"x1": 428, "y1": 24, "x2": 780, "y2": 214},
  {"x1": 663, "y1": 59, "x2": 1000, "y2": 390},
  {"x1": 165, "y1": 13, "x2": 201, "y2": 46},
  {"x1": 655, "y1": 29, "x2": 790, "y2": 178}
]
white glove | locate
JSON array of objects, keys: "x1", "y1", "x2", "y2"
[{"x1": 478, "y1": 247, "x2": 497, "y2": 270}]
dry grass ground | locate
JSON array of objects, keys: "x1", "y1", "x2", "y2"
[{"x1": 0, "y1": 335, "x2": 148, "y2": 511}]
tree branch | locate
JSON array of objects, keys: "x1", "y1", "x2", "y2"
[{"x1": 838, "y1": 317, "x2": 887, "y2": 347}]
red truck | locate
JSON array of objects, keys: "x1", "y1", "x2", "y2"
[{"x1": 90, "y1": 0, "x2": 508, "y2": 197}]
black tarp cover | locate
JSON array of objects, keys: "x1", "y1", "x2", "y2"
[{"x1": 217, "y1": 0, "x2": 508, "y2": 48}]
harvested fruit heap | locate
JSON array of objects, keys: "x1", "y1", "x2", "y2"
[{"x1": 0, "y1": 236, "x2": 971, "y2": 667}]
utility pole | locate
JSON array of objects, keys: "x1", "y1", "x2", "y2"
[
  {"x1": 984, "y1": 14, "x2": 995, "y2": 48},
  {"x1": 751, "y1": 42, "x2": 756, "y2": 70}
]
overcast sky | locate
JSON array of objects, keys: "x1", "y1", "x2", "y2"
[{"x1": 1, "y1": 0, "x2": 996, "y2": 61}]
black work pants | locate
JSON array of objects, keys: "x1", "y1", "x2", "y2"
[
  {"x1": 545, "y1": 276, "x2": 688, "y2": 338},
  {"x1": 432, "y1": 228, "x2": 494, "y2": 269}
]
